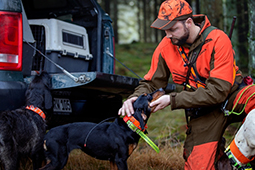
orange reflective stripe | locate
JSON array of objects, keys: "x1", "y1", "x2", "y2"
[
  {"x1": 26, "y1": 105, "x2": 46, "y2": 120},
  {"x1": 230, "y1": 139, "x2": 254, "y2": 164},
  {"x1": 179, "y1": 47, "x2": 189, "y2": 64},
  {"x1": 190, "y1": 67, "x2": 196, "y2": 75},
  {"x1": 197, "y1": 82, "x2": 205, "y2": 88}
]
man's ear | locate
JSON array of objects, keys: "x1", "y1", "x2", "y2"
[{"x1": 185, "y1": 17, "x2": 193, "y2": 28}]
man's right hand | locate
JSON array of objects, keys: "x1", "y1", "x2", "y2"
[{"x1": 118, "y1": 97, "x2": 138, "y2": 117}]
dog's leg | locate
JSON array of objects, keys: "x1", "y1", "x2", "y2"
[
  {"x1": 0, "y1": 151, "x2": 19, "y2": 170},
  {"x1": 113, "y1": 153, "x2": 128, "y2": 170},
  {"x1": 32, "y1": 148, "x2": 45, "y2": 170},
  {"x1": 115, "y1": 160, "x2": 128, "y2": 170},
  {"x1": 41, "y1": 139, "x2": 69, "y2": 170},
  {"x1": 216, "y1": 137, "x2": 232, "y2": 170},
  {"x1": 39, "y1": 163, "x2": 58, "y2": 170},
  {"x1": 110, "y1": 160, "x2": 118, "y2": 170},
  {"x1": 57, "y1": 146, "x2": 69, "y2": 170},
  {"x1": 2, "y1": 161, "x2": 19, "y2": 170}
]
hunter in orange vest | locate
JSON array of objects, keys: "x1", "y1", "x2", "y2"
[{"x1": 118, "y1": 0, "x2": 255, "y2": 169}]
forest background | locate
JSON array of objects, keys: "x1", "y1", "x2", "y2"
[{"x1": 98, "y1": 0, "x2": 255, "y2": 77}]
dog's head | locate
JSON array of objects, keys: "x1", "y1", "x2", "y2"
[
  {"x1": 132, "y1": 88, "x2": 165, "y2": 131},
  {"x1": 25, "y1": 71, "x2": 52, "y2": 110}
]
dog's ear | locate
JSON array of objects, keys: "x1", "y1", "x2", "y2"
[
  {"x1": 151, "y1": 88, "x2": 165, "y2": 102},
  {"x1": 42, "y1": 72, "x2": 53, "y2": 110},
  {"x1": 41, "y1": 71, "x2": 51, "y2": 88},
  {"x1": 44, "y1": 90, "x2": 52, "y2": 110},
  {"x1": 134, "y1": 94, "x2": 150, "y2": 131},
  {"x1": 149, "y1": 88, "x2": 165, "y2": 112}
]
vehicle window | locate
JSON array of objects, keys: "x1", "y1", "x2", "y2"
[{"x1": 33, "y1": 0, "x2": 67, "y2": 9}]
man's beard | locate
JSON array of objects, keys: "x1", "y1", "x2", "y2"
[{"x1": 171, "y1": 27, "x2": 189, "y2": 46}]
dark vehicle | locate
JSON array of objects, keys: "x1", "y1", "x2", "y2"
[{"x1": 0, "y1": 0, "x2": 175, "y2": 128}]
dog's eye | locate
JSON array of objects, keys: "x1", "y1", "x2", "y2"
[{"x1": 136, "y1": 108, "x2": 143, "y2": 113}]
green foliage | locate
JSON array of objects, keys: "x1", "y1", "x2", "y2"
[
  {"x1": 115, "y1": 42, "x2": 157, "y2": 78},
  {"x1": 251, "y1": 68, "x2": 255, "y2": 78}
]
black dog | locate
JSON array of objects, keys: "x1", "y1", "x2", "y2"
[
  {"x1": 40, "y1": 88, "x2": 165, "y2": 170},
  {"x1": 0, "y1": 71, "x2": 52, "y2": 170}
]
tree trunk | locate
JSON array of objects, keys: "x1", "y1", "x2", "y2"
[
  {"x1": 200, "y1": 0, "x2": 223, "y2": 29},
  {"x1": 148, "y1": 0, "x2": 152, "y2": 42},
  {"x1": 195, "y1": 0, "x2": 200, "y2": 14},
  {"x1": 236, "y1": 0, "x2": 248, "y2": 72},
  {"x1": 223, "y1": 0, "x2": 239, "y2": 66},
  {"x1": 248, "y1": 0, "x2": 255, "y2": 78},
  {"x1": 143, "y1": 0, "x2": 147, "y2": 42},
  {"x1": 104, "y1": 0, "x2": 110, "y2": 16},
  {"x1": 137, "y1": 0, "x2": 142, "y2": 41},
  {"x1": 154, "y1": 0, "x2": 158, "y2": 42}
]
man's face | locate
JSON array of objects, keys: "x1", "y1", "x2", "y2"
[{"x1": 165, "y1": 21, "x2": 189, "y2": 46}]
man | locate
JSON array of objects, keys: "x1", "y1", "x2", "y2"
[{"x1": 118, "y1": 0, "x2": 255, "y2": 169}]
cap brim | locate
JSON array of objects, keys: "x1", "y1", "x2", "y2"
[
  {"x1": 151, "y1": 13, "x2": 193, "y2": 30},
  {"x1": 151, "y1": 18, "x2": 177, "y2": 30}
]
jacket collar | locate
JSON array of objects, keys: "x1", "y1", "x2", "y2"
[{"x1": 193, "y1": 14, "x2": 212, "y2": 35}]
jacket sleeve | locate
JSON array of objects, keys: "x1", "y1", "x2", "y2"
[
  {"x1": 171, "y1": 30, "x2": 239, "y2": 110},
  {"x1": 129, "y1": 44, "x2": 171, "y2": 99}
]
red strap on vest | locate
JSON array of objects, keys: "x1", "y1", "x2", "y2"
[
  {"x1": 178, "y1": 46, "x2": 206, "y2": 89},
  {"x1": 123, "y1": 115, "x2": 147, "y2": 132},
  {"x1": 26, "y1": 105, "x2": 46, "y2": 120}
]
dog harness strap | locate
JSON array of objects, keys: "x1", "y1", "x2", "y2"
[
  {"x1": 178, "y1": 26, "x2": 217, "y2": 90},
  {"x1": 26, "y1": 105, "x2": 46, "y2": 120},
  {"x1": 123, "y1": 116, "x2": 147, "y2": 131},
  {"x1": 229, "y1": 139, "x2": 255, "y2": 164}
]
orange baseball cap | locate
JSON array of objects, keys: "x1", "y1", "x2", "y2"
[{"x1": 151, "y1": 0, "x2": 193, "y2": 30}]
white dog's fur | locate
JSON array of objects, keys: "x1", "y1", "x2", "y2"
[{"x1": 231, "y1": 109, "x2": 255, "y2": 166}]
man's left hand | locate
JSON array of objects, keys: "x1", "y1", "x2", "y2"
[{"x1": 149, "y1": 95, "x2": 171, "y2": 113}]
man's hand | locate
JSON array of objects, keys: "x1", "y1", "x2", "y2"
[
  {"x1": 118, "y1": 97, "x2": 138, "y2": 117},
  {"x1": 149, "y1": 95, "x2": 170, "y2": 113}
]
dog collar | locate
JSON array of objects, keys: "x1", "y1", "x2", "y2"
[
  {"x1": 123, "y1": 116, "x2": 159, "y2": 153},
  {"x1": 123, "y1": 115, "x2": 147, "y2": 132},
  {"x1": 26, "y1": 105, "x2": 46, "y2": 120}
]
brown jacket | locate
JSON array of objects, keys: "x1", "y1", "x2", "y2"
[{"x1": 129, "y1": 14, "x2": 243, "y2": 110}]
